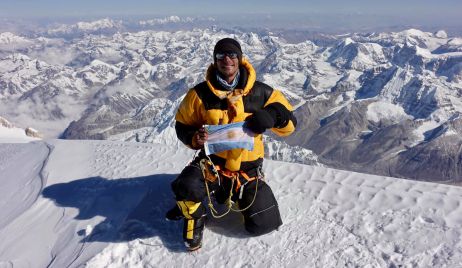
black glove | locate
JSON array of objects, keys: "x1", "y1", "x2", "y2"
[
  {"x1": 244, "y1": 109, "x2": 275, "y2": 134},
  {"x1": 244, "y1": 103, "x2": 294, "y2": 134}
]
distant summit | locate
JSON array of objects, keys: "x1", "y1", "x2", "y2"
[
  {"x1": 46, "y1": 18, "x2": 123, "y2": 38},
  {"x1": 435, "y1": 30, "x2": 448, "y2": 39}
]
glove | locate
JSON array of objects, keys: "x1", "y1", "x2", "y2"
[
  {"x1": 244, "y1": 103, "x2": 295, "y2": 134},
  {"x1": 191, "y1": 127, "x2": 208, "y2": 149},
  {"x1": 244, "y1": 109, "x2": 275, "y2": 134}
]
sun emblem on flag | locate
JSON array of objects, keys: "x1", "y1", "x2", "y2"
[{"x1": 227, "y1": 130, "x2": 238, "y2": 139}]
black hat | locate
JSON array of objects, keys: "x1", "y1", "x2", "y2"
[{"x1": 213, "y1": 38, "x2": 243, "y2": 62}]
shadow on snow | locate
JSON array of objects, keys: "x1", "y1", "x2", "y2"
[
  {"x1": 42, "y1": 173, "x2": 251, "y2": 253},
  {"x1": 42, "y1": 174, "x2": 186, "y2": 252}
]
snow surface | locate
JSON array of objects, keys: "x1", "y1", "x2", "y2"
[
  {"x1": 0, "y1": 125, "x2": 39, "y2": 143},
  {"x1": 1, "y1": 133, "x2": 462, "y2": 268}
]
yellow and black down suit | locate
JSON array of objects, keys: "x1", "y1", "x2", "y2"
[{"x1": 172, "y1": 59, "x2": 297, "y2": 235}]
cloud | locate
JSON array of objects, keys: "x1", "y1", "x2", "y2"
[
  {"x1": 29, "y1": 46, "x2": 78, "y2": 66},
  {"x1": 104, "y1": 75, "x2": 145, "y2": 98}
]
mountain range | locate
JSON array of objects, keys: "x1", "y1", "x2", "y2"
[{"x1": 1, "y1": 19, "x2": 462, "y2": 182}]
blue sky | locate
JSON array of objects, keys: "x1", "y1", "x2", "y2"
[
  {"x1": 1, "y1": 0, "x2": 461, "y2": 18},
  {"x1": 1, "y1": 0, "x2": 461, "y2": 31}
]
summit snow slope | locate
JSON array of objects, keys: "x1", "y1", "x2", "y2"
[{"x1": 0, "y1": 135, "x2": 462, "y2": 267}]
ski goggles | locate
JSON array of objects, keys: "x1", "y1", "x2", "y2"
[{"x1": 215, "y1": 52, "x2": 239, "y2": 60}]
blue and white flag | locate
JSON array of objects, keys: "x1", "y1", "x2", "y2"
[{"x1": 204, "y1": 122, "x2": 254, "y2": 155}]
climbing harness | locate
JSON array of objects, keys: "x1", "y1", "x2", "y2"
[{"x1": 199, "y1": 155, "x2": 263, "y2": 219}]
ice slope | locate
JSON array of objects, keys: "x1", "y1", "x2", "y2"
[{"x1": 0, "y1": 135, "x2": 461, "y2": 267}]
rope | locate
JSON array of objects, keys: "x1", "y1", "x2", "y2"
[
  {"x1": 200, "y1": 155, "x2": 260, "y2": 219},
  {"x1": 204, "y1": 173, "x2": 233, "y2": 218},
  {"x1": 229, "y1": 177, "x2": 258, "y2": 213}
]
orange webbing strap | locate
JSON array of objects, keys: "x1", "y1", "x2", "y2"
[
  {"x1": 215, "y1": 166, "x2": 258, "y2": 192},
  {"x1": 199, "y1": 159, "x2": 219, "y2": 183},
  {"x1": 200, "y1": 159, "x2": 262, "y2": 217},
  {"x1": 216, "y1": 166, "x2": 260, "y2": 213}
]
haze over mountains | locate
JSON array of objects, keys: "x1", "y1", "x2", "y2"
[{"x1": 1, "y1": 17, "x2": 462, "y2": 183}]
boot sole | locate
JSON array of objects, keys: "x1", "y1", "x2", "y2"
[{"x1": 186, "y1": 243, "x2": 202, "y2": 251}]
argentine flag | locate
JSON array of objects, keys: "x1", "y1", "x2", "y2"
[{"x1": 204, "y1": 122, "x2": 254, "y2": 155}]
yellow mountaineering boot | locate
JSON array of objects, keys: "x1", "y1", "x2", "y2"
[
  {"x1": 183, "y1": 215, "x2": 206, "y2": 251},
  {"x1": 177, "y1": 201, "x2": 206, "y2": 251}
]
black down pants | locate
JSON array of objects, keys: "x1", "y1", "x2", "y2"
[{"x1": 171, "y1": 162, "x2": 282, "y2": 235}]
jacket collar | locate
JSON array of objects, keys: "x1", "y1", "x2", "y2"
[{"x1": 205, "y1": 58, "x2": 256, "y2": 99}]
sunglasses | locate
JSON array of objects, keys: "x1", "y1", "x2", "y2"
[{"x1": 215, "y1": 52, "x2": 238, "y2": 60}]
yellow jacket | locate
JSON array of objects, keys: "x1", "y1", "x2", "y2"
[{"x1": 175, "y1": 59, "x2": 296, "y2": 171}]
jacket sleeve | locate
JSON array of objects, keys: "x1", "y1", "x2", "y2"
[
  {"x1": 175, "y1": 89, "x2": 205, "y2": 148},
  {"x1": 175, "y1": 121, "x2": 198, "y2": 148},
  {"x1": 263, "y1": 89, "x2": 297, "y2": 137}
]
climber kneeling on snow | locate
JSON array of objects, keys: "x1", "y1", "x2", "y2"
[{"x1": 166, "y1": 37, "x2": 297, "y2": 251}]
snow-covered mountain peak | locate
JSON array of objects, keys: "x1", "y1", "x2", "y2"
[
  {"x1": 434, "y1": 37, "x2": 462, "y2": 54},
  {"x1": 3, "y1": 52, "x2": 31, "y2": 62},
  {"x1": 353, "y1": 29, "x2": 449, "y2": 52},
  {"x1": 139, "y1": 16, "x2": 183, "y2": 26},
  {"x1": 80, "y1": 59, "x2": 123, "y2": 78},
  {"x1": 46, "y1": 18, "x2": 123, "y2": 38},
  {"x1": 138, "y1": 15, "x2": 216, "y2": 26},
  {"x1": 342, "y1": 37, "x2": 355, "y2": 46},
  {"x1": 242, "y1": 32, "x2": 264, "y2": 46},
  {"x1": 400, "y1": 28, "x2": 430, "y2": 38},
  {"x1": 75, "y1": 18, "x2": 121, "y2": 31},
  {"x1": 399, "y1": 29, "x2": 448, "y2": 51},
  {"x1": 435, "y1": 30, "x2": 448, "y2": 39},
  {"x1": 414, "y1": 45, "x2": 433, "y2": 58},
  {"x1": 448, "y1": 38, "x2": 462, "y2": 46},
  {"x1": 329, "y1": 38, "x2": 387, "y2": 71},
  {"x1": 0, "y1": 32, "x2": 32, "y2": 45},
  {"x1": 88, "y1": 59, "x2": 116, "y2": 68}
]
